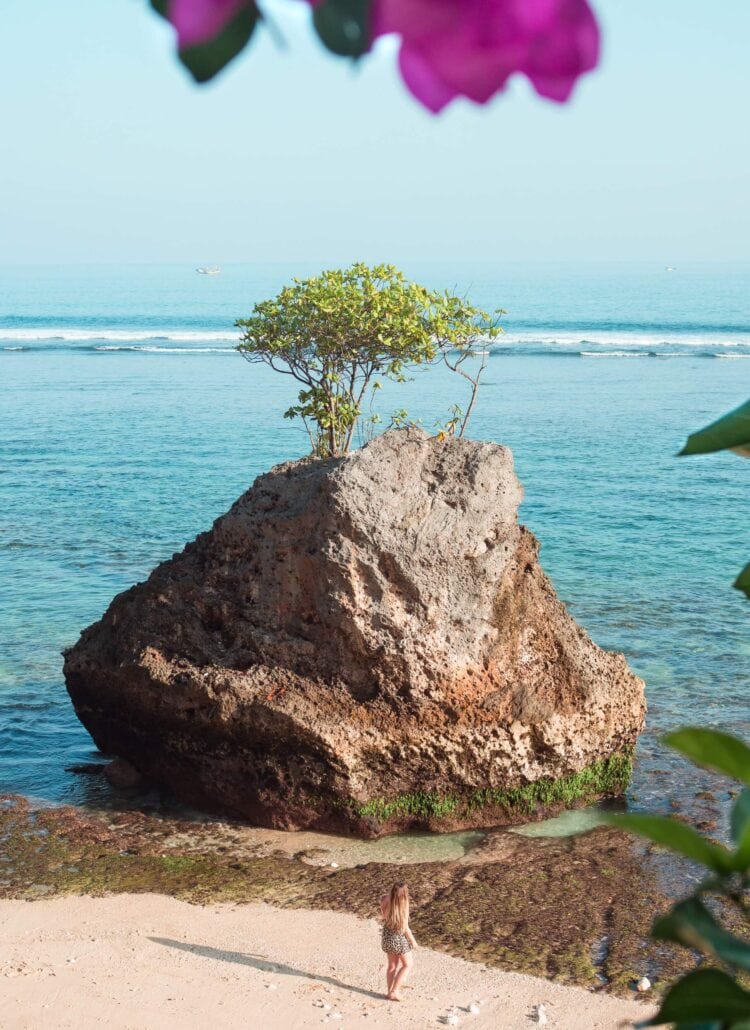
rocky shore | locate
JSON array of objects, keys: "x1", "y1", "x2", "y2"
[
  {"x1": 0, "y1": 795, "x2": 693, "y2": 996},
  {"x1": 64, "y1": 429, "x2": 646, "y2": 835}
]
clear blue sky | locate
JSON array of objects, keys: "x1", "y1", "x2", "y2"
[{"x1": 2, "y1": 0, "x2": 749, "y2": 264}]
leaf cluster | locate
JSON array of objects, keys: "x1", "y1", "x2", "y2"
[
  {"x1": 680, "y1": 400, "x2": 750, "y2": 597},
  {"x1": 236, "y1": 262, "x2": 500, "y2": 457},
  {"x1": 606, "y1": 729, "x2": 750, "y2": 1028},
  {"x1": 151, "y1": 1, "x2": 373, "y2": 84}
]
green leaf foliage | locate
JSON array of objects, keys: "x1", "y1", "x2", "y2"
[
  {"x1": 236, "y1": 262, "x2": 499, "y2": 458},
  {"x1": 645, "y1": 969, "x2": 750, "y2": 1026},
  {"x1": 731, "y1": 788, "x2": 750, "y2": 859},
  {"x1": 734, "y1": 563, "x2": 750, "y2": 600},
  {"x1": 678, "y1": 400, "x2": 750, "y2": 602},
  {"x1": 150, "y1": 0, "x2": 259, "y2": 83},
  {"x1": 180, "y1": 6, "x2": 259, "y2": 83},
  {"x1": 663, "y1": 728, "x2": 750, "y2": 787},
  {"x1": 679, "y1": 398, "x2": 750, "y2": 457},
  {"x1": 653, "y1": 898, "x2": 750, "y2": 971},
  {"x1": 604, "y1": 813, "x2": 734, "y2": 873},
  {"x1": 649, "y1": 1023, "x2": 720, "y2": 1030},
  {"x1": 312, "y1": 0, "x2": 372, "y2": 57}
]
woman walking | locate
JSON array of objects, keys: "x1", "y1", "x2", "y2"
[{"x1": 380, "y1": 882, "x2": 416, "y2": 1001}]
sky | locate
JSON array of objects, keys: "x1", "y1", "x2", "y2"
[{"x1": 1, "y1": 0, "x2": 749, "y2": 265}]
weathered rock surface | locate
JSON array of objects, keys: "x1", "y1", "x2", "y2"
[
  {"x1": 64, "y1": 428, "x2": 645, "y2": 835},
  {"x1": 104, "y1": 757, "x2": 144, "y2": 790}
]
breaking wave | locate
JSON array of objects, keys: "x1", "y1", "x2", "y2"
[{"x1": 2, "y1": 325, "x2": 749, "y2": 358}]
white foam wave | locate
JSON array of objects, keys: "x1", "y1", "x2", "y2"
[
  {"x1": 490, "y1": 329, "x2": 750, "y2": 350},
  {"x1": 2, "y1": 325, "x2": 749, "y2": 357},
  {"x1": 93, "y1": 345, "x2": 235, "y2": 354},
  {"x1": 580, "y1": 350, "x2": 651, "y2": 358},
  {"x1": 714, "y1": 353, "x2": 750, "y2": 359},
  {"x1": 0, "y1": 328, "x2": 239, "y2": 343}
]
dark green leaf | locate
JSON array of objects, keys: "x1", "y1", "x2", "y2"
[
  {"x1": 657, "y1": 1023, "x2": 722, "y2": 1030},
  {"x1": 729, "y1": 786, "x2": 750, "y2": 869},
  {"x1": 151, "y1": 0, "x2": 259, "y2": 84},
  {"x1": 734, "y1": 563, "x2": 750, "y2": 600},
  {"x1": 653, "y1": 898, "x2": 750, "y2": 970},
  {"x1": 679, "y1": 399, "x2": 750, "y2": 456},
  {"x1": 732, "y1": 788, "x2": 750, "y2": 850},
  {"x1": 178, "y1": 6, "x2": 259, "y2": 83},
  {"x1": 605, "y1": 813, "x2": 734, "y2": 873},
  {"x1": 646, "y1": 969, "x2": 750, "y2": 1025},
  {"x1": 645, "y1": 1023, "x2": 719, "y2": 1030},
  {"x1": 663, "y1": 728, "x2": 750, "y2": 787},
  {"x1": 312, "y1": 0, "x2": 372, "y2": 57}
]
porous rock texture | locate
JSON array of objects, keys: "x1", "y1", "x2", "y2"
[{"x1": 64, "y1": 428, "x2": 645, "y2": 836}]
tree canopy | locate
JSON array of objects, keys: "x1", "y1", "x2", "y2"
[{"x1": 236, "y1": 262, "x2": 501, "y2": 458}]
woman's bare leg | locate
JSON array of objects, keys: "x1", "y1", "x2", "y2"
[
  {"x1": 389, "y1": 952, "x2": 413, "y2": 1000},
  {"x1": 386, "y1": 955, "x2": 398, "y2": 996}
]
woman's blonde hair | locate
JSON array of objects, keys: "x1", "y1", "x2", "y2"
[{"x1": 385, "y1": 882, "x2": 410, "y2": 933}]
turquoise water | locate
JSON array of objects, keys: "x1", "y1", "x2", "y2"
[{"x1": 1, "y1": 262, "x2": 749, "y2": 820}]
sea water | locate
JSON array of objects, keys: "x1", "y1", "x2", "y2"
[{"x1": 1, "y1": 262, "x2": 749, "y2": 822}]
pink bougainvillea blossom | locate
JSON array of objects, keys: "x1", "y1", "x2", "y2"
[
  {"x1": 161, "y1": 0, "x2": 600, "y2": 111},
  {"x1": 167, "y1": 0, "x2": 250, "y2": 49},
  {"x1": 372, "y1": 0, "x2": 600, "y2": 112}
]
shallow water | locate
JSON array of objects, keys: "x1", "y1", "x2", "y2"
[
  {"x1": 512, "y1": 808, "x2": 609, "y2": 839},
  {"x1": 2, "y1": 262, "x2": 749, "y2": 834},
  {"x1": 223, "y1": 827, "x2": 486, "y2": 868}
]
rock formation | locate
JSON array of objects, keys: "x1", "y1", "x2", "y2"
[{"x1": 64, "y1": 428, "x2": 645, "y2": 835}]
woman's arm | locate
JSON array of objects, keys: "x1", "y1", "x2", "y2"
[{"x1": 406, "y1": 927, "x2": 417, "y2": 948}]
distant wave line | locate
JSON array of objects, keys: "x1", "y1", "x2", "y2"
[
  {"x1": 1, "y1": 325, "x2": 749, "y2": 349},
  {"x1": 480, "y1": 330, "x2": 750, "y2": 349},
  {"x1": 94, "y1": 345, "x2": 236, "y2": 354},
  {"x1": 0, "y1": 328, "x2": 239, "y2": 343},
  {"x1": 1, "y1": 343, "x2": 236, "y2": 354},
  {"x1": 579, "y1": 350, "x2": 653, "y2": 358},
  {"x1": 5, "y1": 344, "x2": 750, "y2": 360}
]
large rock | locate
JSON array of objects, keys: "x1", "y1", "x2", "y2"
[{"x1": 64, "y1": 428, "x2": 645, "y2": 835}]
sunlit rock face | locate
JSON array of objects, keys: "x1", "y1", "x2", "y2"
[{"x1": 64, "y1": 428, "x2": 645, "y2": 836}]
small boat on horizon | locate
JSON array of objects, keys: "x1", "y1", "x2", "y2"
[{"x1": 196, "y1": 267, "x2": 221, "y2": 275}]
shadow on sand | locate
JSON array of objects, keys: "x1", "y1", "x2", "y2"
[{"x1": 148, "y1": 937, "x2": 383, "y2": 1000}]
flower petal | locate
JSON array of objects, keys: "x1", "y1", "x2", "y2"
[
  {"x1": 372, "y1": 0, "x2": 601, "y2": 110},
  {"x1": 397, "y1": 45, "x2": 457, "y2": 113}
]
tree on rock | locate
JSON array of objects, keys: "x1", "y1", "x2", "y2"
[{"x1": 236, "y1": 262, "x2": 501, "y2": 458}]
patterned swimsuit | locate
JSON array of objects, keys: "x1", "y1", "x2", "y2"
[{"x1": 381, "y1": 925, "x2": 412, "y2": 955}]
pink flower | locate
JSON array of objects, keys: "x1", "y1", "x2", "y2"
[
  {"x1": 162, "y1": 0, "x2": 600, "y2": 112},
  {"x1": 167, "y1": 0, "x2": 250, "y2": 49},
  {"x1": 372, "y1": 0, "x2": 601, "y2": 112}
]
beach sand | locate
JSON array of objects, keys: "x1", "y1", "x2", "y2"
[{"x1": 0, "y1": 894, "x2": 655, "y2": 1029}]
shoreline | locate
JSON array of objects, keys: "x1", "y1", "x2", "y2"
[
  {"x1": 0, "y1": 894, "x2": 655, "y2": 1029},
  {"x1": 0, "y1": 795, "x2": 696, "y2": 1001}
]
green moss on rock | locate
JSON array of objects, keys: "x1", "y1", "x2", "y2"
[{"x1": 354, "y1": 751, "x2": 633, "y2": 825}]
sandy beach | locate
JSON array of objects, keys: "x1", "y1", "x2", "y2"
[{"x1": 0, "y1": 895, "x2": 655, "y2": 1029}]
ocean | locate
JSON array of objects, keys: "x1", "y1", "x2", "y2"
[{"x1": 2, "y1": 261, "x2": 749, "y2": 825}]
